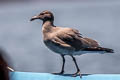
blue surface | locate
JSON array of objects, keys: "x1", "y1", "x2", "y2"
[{"x1": 10, "y1": 72, "x2": 120, "y2": 80}]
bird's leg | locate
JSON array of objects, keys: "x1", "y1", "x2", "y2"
[
  {"x1": 71, "y1": 55, "x2": 82, "y2": 78},
  {"x1": 60, "y1": 55, "x2": 65, "y2": 74},
  {"x1": 53, "y1": 55, "x2": 65, "y2": 74}
]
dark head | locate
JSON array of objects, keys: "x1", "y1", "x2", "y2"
[{"x1": 30, "y1": 10, "x2": 54, "y2": 22}]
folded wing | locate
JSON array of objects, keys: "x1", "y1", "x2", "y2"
[{"x1": 51, "y1": 28, "x2": 100, "y2": 51}]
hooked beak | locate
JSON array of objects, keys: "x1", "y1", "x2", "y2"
[{"x1": 30, "y1": 16, "x2": 39, "y2": 21}]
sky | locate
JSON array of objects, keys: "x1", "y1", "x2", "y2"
[{"x1": 0, "y1": 0, "x2": 120, "y2": 74}]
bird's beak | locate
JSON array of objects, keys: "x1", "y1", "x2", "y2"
[{"x1": 30, "y1": 16, "x2": 39, "y2": 21}]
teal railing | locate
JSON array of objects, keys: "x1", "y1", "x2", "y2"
[{"x1": 10, "y1": 72, "x2": 120, "y2": 80}]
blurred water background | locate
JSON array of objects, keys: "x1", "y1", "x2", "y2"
[{"x1": 0, "y1": 0, "x2": 120, "y2": 74}]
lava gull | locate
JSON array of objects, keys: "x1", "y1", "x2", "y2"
[{"x1": 30, "y1": 10, "x2": 114, "y2": 78}]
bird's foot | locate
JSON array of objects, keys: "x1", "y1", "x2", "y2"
[
  {"x1": 72, "y1": 71, "x2": 82, "y2": 78},
  {"x1": 52, "y1": 71, "x2": 64, "y2": 75}
]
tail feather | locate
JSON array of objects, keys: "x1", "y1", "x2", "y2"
[{"x1": 82, "y1": 47, "x2": 114, "y2": 53}]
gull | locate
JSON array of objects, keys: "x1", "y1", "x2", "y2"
[{"x1": 30, "y1": 10, "x2": 114, "y2": 78}]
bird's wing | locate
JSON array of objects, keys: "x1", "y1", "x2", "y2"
[
  {"x1": 51, "y1": 28, "x2": 100, "y2": 51},
  {"x1": 51, "y1": 36, "x2": 75, "y2": 50},
  {"x1": 51, "y1": 28, "x2": 83, "y2": 51},
  {"x1": 80, "y1": 37, "x2": 100, "y2": 48}
]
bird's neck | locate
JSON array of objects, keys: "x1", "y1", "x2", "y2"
[{"x1": 42, "y1": 20, "x2": 55, "y2": 33}]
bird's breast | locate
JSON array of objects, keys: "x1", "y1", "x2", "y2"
[{"x1": 43, "y1": 40, "x2": 74, "y2": 55}]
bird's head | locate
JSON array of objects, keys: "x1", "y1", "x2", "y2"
[{"x1": 30, "y1": 10, "x2": 54, "y2": 22}]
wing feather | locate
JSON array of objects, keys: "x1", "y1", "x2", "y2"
[
  {"x1": 80, "y1": 37, "x2": 100, "y2": 48},
  {"x1": 50, "y1": 28, "x2": 100, "y2": 51},
  {"x1": 51, "y1": 28, "x2": 83, "y2": 51}
]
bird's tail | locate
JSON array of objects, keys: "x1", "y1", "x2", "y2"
[{"x1": 82, "y1": 47, "x2": 114, "y2": 53}]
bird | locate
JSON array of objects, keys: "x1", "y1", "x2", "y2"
[{"x1": 30, "y1": 10, "x2": 114, "y2": 78}]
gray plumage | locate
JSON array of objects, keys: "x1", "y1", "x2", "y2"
[{"x1": 30, "y1": 10, "x2": 114, "y2": 78}]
